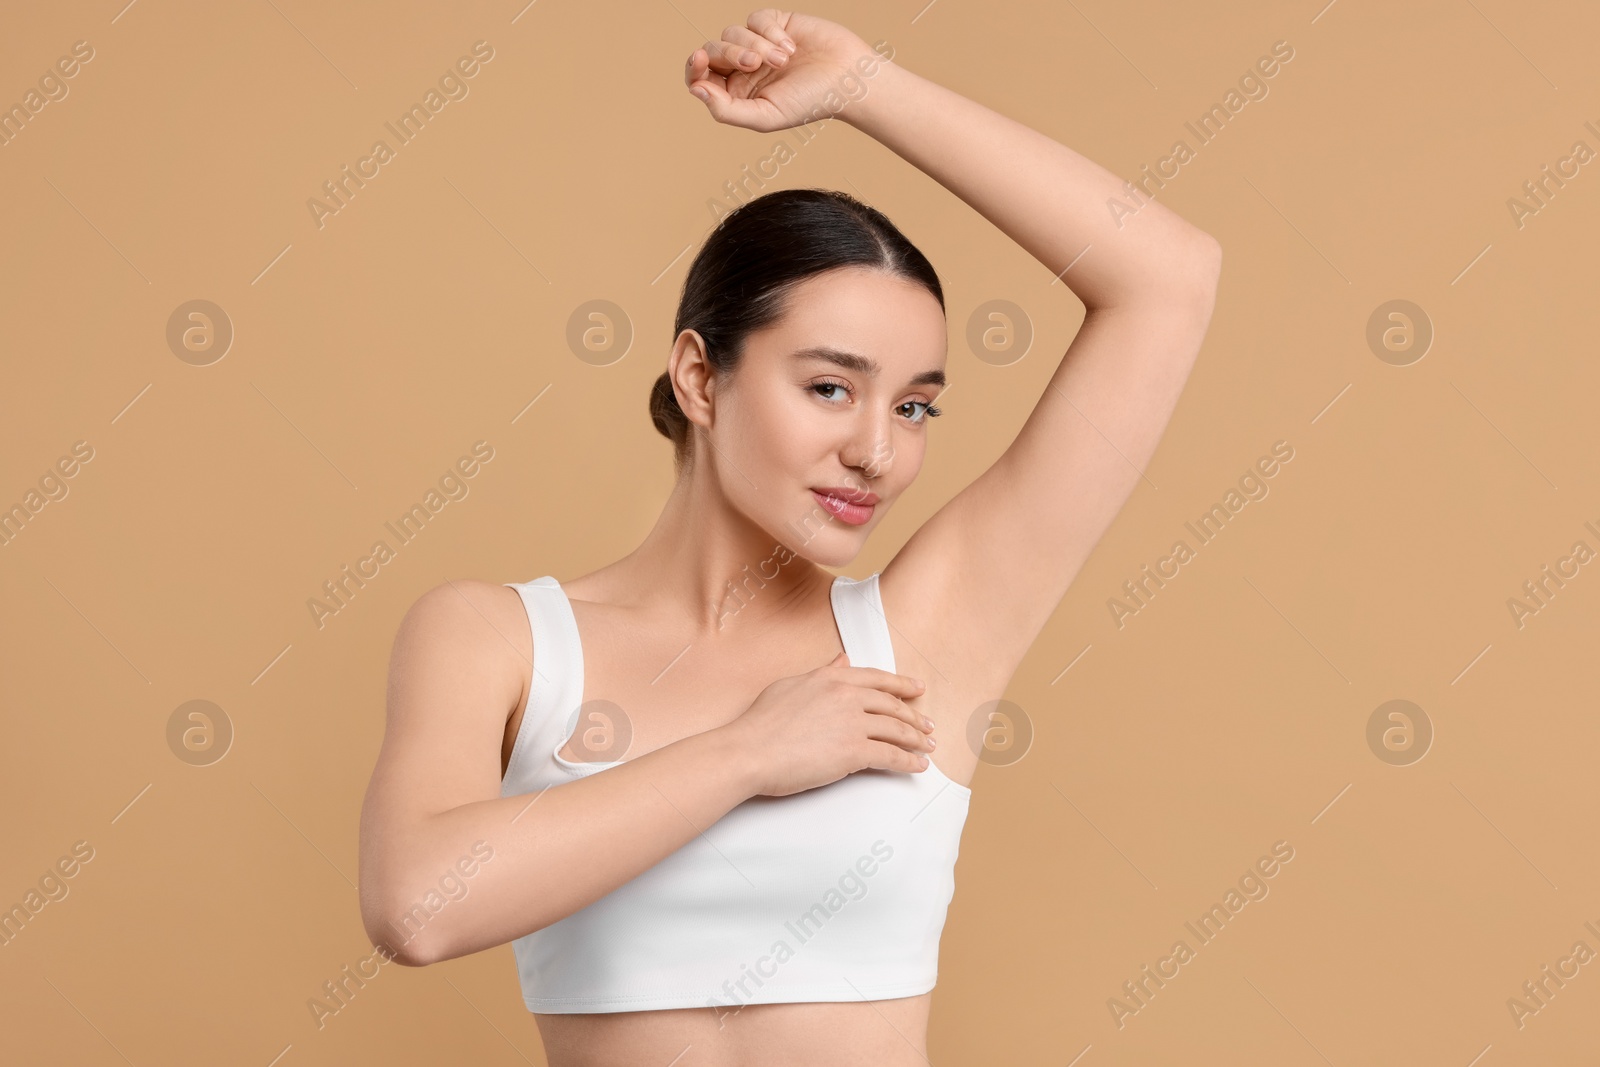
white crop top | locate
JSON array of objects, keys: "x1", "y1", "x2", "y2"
[{"x1": 498, "y1": 572, "x2": 972, "y2": 1014}]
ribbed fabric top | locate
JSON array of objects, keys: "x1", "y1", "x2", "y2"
[{"x1": 498, "y1": 572, "x2": 971, "y2": 1014}]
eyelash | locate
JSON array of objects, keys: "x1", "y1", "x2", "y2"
[{"x1": 810, "y1": 379, "x2": 942, "y2": 423}]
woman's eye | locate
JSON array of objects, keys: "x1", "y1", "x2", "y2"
[{"x1": 810, "y1": 384, "x2": 938, "y2": 421}]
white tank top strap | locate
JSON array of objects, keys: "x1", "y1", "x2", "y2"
[
  {"x1": 829, "y1": 572, "x2": 896, "y2": 672},
  {"x1": 501, "y1": 576, "x2": 584, "y2": 786}
]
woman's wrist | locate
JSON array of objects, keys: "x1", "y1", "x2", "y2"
[
  {"x1": 693, "y1": 717, "x2": 768, "y2": 799},
  {"x1": 835, "y1": 49, "x2": 915, "y2": 137}
]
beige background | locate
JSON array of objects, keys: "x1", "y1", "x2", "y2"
[{"x1": 3, "y1": 0, "x2": 1597, "y2": 1063}]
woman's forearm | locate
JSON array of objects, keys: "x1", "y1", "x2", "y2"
[
  {"x1": 362, "y1": 725, "x2": 758, "y2": 966},
  {"x1": 841, "y1": 57, "x2": 1216, "y2": 309}
]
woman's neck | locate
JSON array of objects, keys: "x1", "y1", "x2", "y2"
[{"x1": 589, "y1": 462, "x2": 835, "y2": 637}]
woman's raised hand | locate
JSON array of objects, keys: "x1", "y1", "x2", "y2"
[
  {"x1": 718, "y1": 651, "x2": 937, "y2": 798},
  {"x1": 683, "y1": 10, "x2": 878, "y2": 133}
]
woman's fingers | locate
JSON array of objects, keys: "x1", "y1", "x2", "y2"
[
  {"x1": 745, "y1": 8, "x2": 798, "y2": 54},
  {"x1": 719, "y1": 24, "x2": 790, "y2": 68},
  {"x1": 685, "y1": 17, "x2": 793, "y2": 88},
  {"x1": 861, "y1": 710, "x2": 935, "y2": 754},
  {"x1": 865, "y1": 739, "x2": 930, "y2": 774},
  {"x1": 857, "y1": 689, "x2": 935, "y2": 740},
  {"x1": 684, "y1": 40, "x2": 769, "y2": 111},
  {"x1": 829, "y1": 664, "x2": 928, "y2": 703},
  {"x1": 685, "y1": 73, "x2": 745, "y2": 121},
  {"x1": 682, "y1": 12, "x2": 805, "y2": 126},
  {"x1": 683, "y1": 47, "x2": 728, "y2": 86},
  {"x1": 698, "y1": 38, "x2": 764, "y2": 75},
  {"x1": 682, "y1": 48, "x2": 726, "y2": 91},
  {"x1": 681, "y1": 46, "x2": 726, "y2": 96}
]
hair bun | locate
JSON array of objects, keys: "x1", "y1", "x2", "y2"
[{"x1": 649, "y1": 371, "x2": 687, "y2": 446}]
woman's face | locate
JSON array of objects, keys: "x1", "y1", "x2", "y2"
[{"x1": 694, "y1": 265, "x2": 948, "y2": 567}]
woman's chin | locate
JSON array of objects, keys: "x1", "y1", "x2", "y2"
[{"x1": 785, "y1": 526, "x2": 869, "y2": 569}]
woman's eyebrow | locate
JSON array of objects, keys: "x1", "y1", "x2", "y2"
[{"x1": 792, "y1": 345, "x2": 946, "y2": 388}]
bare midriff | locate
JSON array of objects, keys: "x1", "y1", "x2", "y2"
[{"x1": 535, "y1": 993, "x2": 933, "y2": 1066}]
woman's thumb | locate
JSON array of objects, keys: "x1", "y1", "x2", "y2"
[
  {"x1": 688, "y1": 77, "x2": 775, "y2": 130},
  {"x1": 689, "y1": 78, "x2": 730, "y2": 118}
]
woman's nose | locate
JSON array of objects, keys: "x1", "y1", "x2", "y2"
[{"x1": 848, "y1": 429, "x2": 895, "y2": 480}]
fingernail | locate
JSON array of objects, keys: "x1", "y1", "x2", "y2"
[
  {"x1": 691, "y1": 86, "x2": 709, "y2": 101},
  {"x1": 927, "y1": 736, "x2": 937, "y2": 749},
  {"x1": 740, "y1": 50, "x2": 758, "y2": 65},
  {"x1": 783, "y1": 39, "x2": 797, "y2": 54},
  {"x1": 769, "y1": 49, "x2": 787, "y2": 66},
  {"x1": 922, "y1": 716, "x2": 933, "y2": 730}
]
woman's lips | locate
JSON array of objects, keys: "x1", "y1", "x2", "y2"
[{"x1": 811, "y1": 488, "x2": 877, "y2": 526}]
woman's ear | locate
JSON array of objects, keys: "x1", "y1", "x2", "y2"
[{"x1": 669, "y1": 329, "x2": 716, "y2": 433}]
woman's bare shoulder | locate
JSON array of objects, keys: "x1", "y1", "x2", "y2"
[
  {"x1": 387, "y1": 579, "x2": 533, "y2": 729},
  {"x1": 366, "y1": 580, "x2": 535, "y2": 844},
  {"x1": 401, "y1": 578, "x2": 532, "y2": 648}
]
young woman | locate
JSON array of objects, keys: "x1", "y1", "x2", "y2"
[{"x1": 358, "y1": 9, "x2": 1219, "y2": 1065}]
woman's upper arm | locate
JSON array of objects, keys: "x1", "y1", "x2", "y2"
[
  {"x1": 358, "y1": 580, "x2": 529, "y2": 902},
  {"x1": 882, "y1": 237, "x2": 1222, "y2": 689}
]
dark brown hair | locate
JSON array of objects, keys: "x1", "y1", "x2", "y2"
[{"x1": 651, "y1": 188, "x2": 944, "y2": 468}]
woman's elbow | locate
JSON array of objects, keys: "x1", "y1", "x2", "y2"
[
  {"x1": 1183, "y1": 231, "x2": 1223, "y2": 293},
  {"x1": 361, "y1": 885, "x2": 538, "y2": 966},
  {"x1": 362, "y1": 903, "x2": 447, "y2": 967},
  {"x1": 360, "y1": 880, "x2": 450, "y2": 967},
  {"x1": 1170, "y1": 232, "x2": 1221, "y2": 319}
]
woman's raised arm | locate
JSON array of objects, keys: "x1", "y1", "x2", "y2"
[
  {"x1": 841, "y1": 27, "x2": 1220, "y2": 689},
  {"x1": 688, "y1": 11, "x2": 1220, "y2": 692}
]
